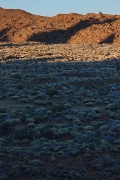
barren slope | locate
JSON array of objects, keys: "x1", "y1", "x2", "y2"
[{"x1": 0, "y1": 7, "x2": 120, "y2": 44}]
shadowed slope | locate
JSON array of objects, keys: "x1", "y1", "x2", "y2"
[
  {"x1": 28, "y1": 17, "x2": 117, "y2": 44},
  {"x1": 0, "y1": 7, "x2": 120, "y2": 44}
]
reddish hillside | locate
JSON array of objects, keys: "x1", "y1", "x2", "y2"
[{"x1": 0, "y1": 7, "x2": 120, "y2": 44}]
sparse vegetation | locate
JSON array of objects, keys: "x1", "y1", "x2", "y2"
[{"x1": 0, "y1": 43, "x2": 120, "y2": 179}]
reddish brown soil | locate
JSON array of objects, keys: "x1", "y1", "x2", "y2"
[{"x1": 0, "y1": 7, "x2": 120, "y2": 44}]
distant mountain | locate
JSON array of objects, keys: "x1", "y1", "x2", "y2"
[{"x1": 0, "y1": 7, "x2": 120, "y2": 44}]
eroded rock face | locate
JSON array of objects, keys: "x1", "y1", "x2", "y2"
[{"x1": 0, "y1": 7, "x2": 120, "y2": 44}]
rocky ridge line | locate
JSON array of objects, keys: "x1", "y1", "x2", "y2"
[{"x1": 0, "y1": 7, "x2": 120, "y2": 44}]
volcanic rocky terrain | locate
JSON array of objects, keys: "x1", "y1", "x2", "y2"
[
  {"x1": 0, "y1": 7, "x2": 120, "y2": 44},
  {"x1": 0, "y1": 7, "x2": 120, "y2": 180}
]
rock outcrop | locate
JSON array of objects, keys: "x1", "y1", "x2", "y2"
[{"x1": 0, "y1": 7, "x2": 120, "y2": 44}]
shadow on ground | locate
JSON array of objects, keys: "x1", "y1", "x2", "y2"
[
  {"x1": 28, "y1": 18, "x2": 117, "y2": 44},
  {"x1": 0, "y1": 57, "x2": 120, "y2": 180},
  {"x1": 99, "y1": 33, "x2": 115, "y2": 44},
  {"x1": 0, "y1": 55, "x2": 64, "y2": 62},
  {"x1": 0, "y1": 28, "x2": 10, "y2": 41}
]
